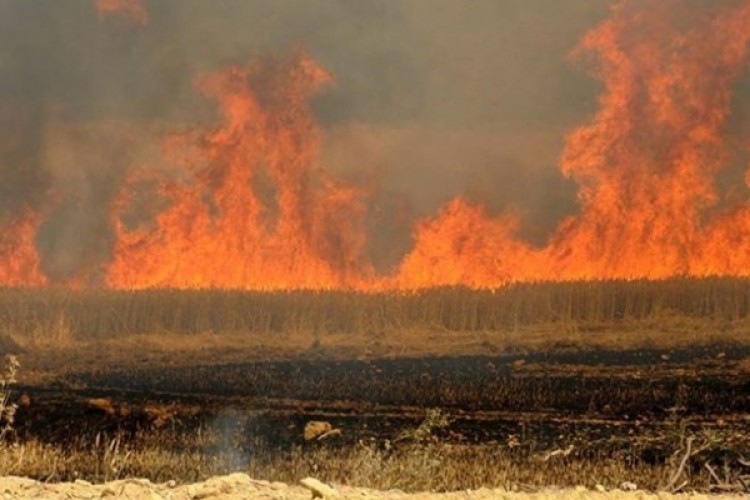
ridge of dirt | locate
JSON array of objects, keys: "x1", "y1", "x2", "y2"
[{"x1": 0, "y1": 474, "x2": 741, "y2": 499}]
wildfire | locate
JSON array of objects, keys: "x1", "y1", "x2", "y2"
[
  {"x1": 395, "y1": 0, "x2": 750, "y2": 287},
  {"x1": 394, "y1": 198, "x2": 541, "y2": 288},
  {"x1": 106, "y1": 53, "x2": 371, "y2": 290},
  {"x1": 0, "y1": 209, "x2": 47, "y2": 287},
  {"x1": 549, "y1": 0, "x2": 750, "y2": 281},
  {"x1": 5, "y1": 0, "x2": 750, "y2": 290}
]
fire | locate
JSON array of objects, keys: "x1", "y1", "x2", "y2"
[
  {"x1": 94, "y1": 0, "x2": 149, "y2": 25},
  {"x1": 0, "y1": 209, "x2": 47, "y2": 287},
  {"x1": 394, "y1": 198, "x2": 540, "y2": 288},
  {"x1": 106, "y1": 53, "x2": 372, "y2": 290},
  {"x1": 7, "y1": 1, "x2": 750, "y2": 290},
  {"x1": 548, "y1": 0, "x2": 750, "y2": 281},
  {"x1": 395, "y1": 0, "x2": 750, "y2": 287}
]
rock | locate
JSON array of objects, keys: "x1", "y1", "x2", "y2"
[
  {"x1": 300, "y1": 477, "x2": 338, "y2": 498},
  {"x1": 144, "y1": 490, "x2": 165, "y2": 500},
  {"x1": 511, "y1": 359, "x2": 526, "y2": 368},
  {"x1": 122, "y1": 484, "x2": 162, "y2": 499},
  {"x1": 595, "y1": 484, "x2": 606, "y2": 492},
  {"x1": 18, "y1": 393, "x2": 31, "y2": 407},
  {"x1": 318, "y1": 428, "x2": 343, "y2": 441},
  {"x1": 223, "y1": 472, "x2": 252, "y2": 486},
  {"x1": 304, "y1": 420, "x2": 341, "y2": 441},
  {"x1": 87, "y1": 397, "x2": 115, "y2": 415},
  {"x1": 100, "y1": 486, "x2": 118, "y2": 497},
  {"x1": 187, "y1": 483, "x2": 220, "y2": 499},
  {"x1": 620, "y1": 481, "x2": 637, "y2": 491},
  {"x1": 304, "y1": 421, "x2": 331, "y2": 441},
  {"x1": 197, "y1": 476, "x2": 234, "y2": 497}
]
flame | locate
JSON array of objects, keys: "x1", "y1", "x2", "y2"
[
  {"x1": 8, "y1": 1, "x2": 750, "y2": 290},
  {"x1": 105, "y1": 53, "x2": 372, "y2": 290},
  {"x1": 394, "y1": 198, "x2": 540, "y2": 288},
  {"x1": 394, "y1": 0, "x2": 750, "y2": 288},
  {"x1": 94, "y1": 0, "x2": 149, "y2": 25},
  {"x1": 0, "y1": 209, "x2": 47, "y2": 287},
  {"x1": 549, "y1": 0, "x2": 750, "y2": 280}
]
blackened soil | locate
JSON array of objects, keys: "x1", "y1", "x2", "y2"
[
  {"x1": 14, "y1": 344, "x2": 750, "y2": 459},
  {"x1": 68, "y1": 344, "x2": 750, "y2": 415}
]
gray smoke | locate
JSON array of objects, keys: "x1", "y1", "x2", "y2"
[{"x1": 0, "y1": 0, "x2": 612, "y2": 278}]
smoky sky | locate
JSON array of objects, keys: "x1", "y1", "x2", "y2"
[
  {"x1": 0, "y1": 0, "x2": 614, "y2": 277},
  {"x1": 0, "y1": 1, "x2": 609, "y2": 121}
]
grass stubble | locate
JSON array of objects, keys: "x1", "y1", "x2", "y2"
[{"x1": 0, "y1": 404, "x2": 743, "y2": 493}]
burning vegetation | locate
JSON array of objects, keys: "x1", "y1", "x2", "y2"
[{"x1": 4, "y1": 1, "x2": 750, "y2": 290}]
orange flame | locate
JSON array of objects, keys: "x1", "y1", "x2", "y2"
[
  {"x1": 94, "y1": 0, "x2": 149, "y2": 26},
  {"x1": 8, "y1": 1, "x2": 750, "y2": 290},
  {"x1": 394, "y1": 198, "x2": 540, "y2": 288},
  {"x1": 105, "y1": 53, "x2": 372, "y2": 290},
  {"x1": 0, "y1": 209, "x2": 47, "y2": 287},
  {"x1": 394, "y1": 0, "x2": 750, "y2": 288},
  {"x1": 549, "y1": 0, "x2": 750, "y2": 281}
]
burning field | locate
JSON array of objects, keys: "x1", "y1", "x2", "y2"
[
  {"x1": 2, "y1": 0, "x2": 750, "y2": 495},
  {"x1": 7, "y1": 0, "x2": 750, "y2": 289}
]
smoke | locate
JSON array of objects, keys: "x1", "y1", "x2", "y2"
[
  {"x1": 206, "y1": 410, "x2": 252, "y2": 472},
  {"x1": 0, "y1": 0, "x2": 608, "y2": 286},
  {"x1": 94, "y1": 0, "x2": 150, "y2": 25},
  {"x1": 7, "y1": 1, "x2": 750, "y2": 288}
]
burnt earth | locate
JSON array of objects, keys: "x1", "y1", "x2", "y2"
[{"x1": 14, "y1": 343, "x2": 750, "y2": 461}]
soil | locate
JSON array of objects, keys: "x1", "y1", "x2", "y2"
[{"x1": 0, "y1": 473, "x2": 741, "y2": 499}]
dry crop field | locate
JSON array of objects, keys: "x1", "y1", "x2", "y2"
[{"x1": 2, "y1": 278, "x2": 750, "y2": 493}]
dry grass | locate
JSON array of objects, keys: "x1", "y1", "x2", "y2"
[
  {"x1": 0, "y1": 418, "x2": 737, "y2": 492},
  {"x1": 1, "y1": 278, "x2": 750, "y2": 360},
  {"x1": 0, "y1": 278, "x2": 749, "y2": 342},
  {"x1": 0, "y1": 437, "x2": 222, "y2": 484},
  {"x1": 270, "y1": 443, "x2": 670, "y2": 492}
]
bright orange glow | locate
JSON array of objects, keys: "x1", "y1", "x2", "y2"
[
  {"x1": 393, "y1": 198, "x2": 541, "y2": 288},
  {"x1": 7, "y1": 1, "x2": 750, "y2": 290},
  {"x1": 0, "y1": 209, "x2": 47, "y2": 287},
  {"x1": 106, "y1": 53, "x2": 372, "y2": 290},
  {"x1": 394, "y1": 0, "x2": 750, "y2": 288}
]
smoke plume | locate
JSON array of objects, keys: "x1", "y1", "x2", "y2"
[{"x1": 3, "y1": 1, "x2": 750, "y2": 289}]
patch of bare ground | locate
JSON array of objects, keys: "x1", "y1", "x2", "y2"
[{"x1": 0, "y1": 474, "x2": 742, "y2": 499}]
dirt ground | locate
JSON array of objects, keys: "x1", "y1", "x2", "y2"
[{"x1": 0, "y1": 473, "x2": 742, "y2": 499}]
